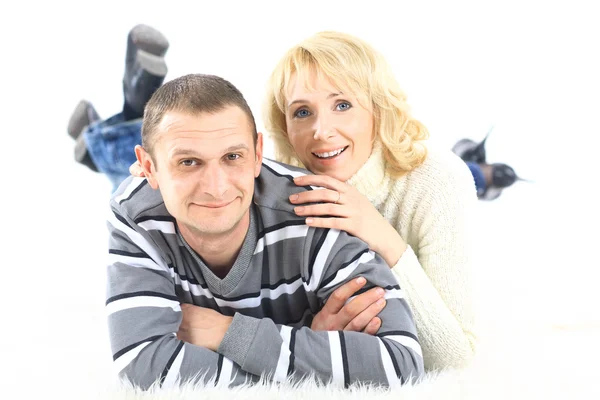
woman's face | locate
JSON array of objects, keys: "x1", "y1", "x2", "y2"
[{"x1": 284, "y1": 71, "x2": 374, "y2": 182}]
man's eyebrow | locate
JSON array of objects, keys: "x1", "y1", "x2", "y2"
[
  {"x1": 169, "y1": 148, "x2": 201, "y2": 158},
  {"x1": 224, "y1": 144, "x2": 250, "y2": 152},
  {"x1": 169, "y1": 144, "x2": 250, "y2": 158},
  {"x1": 168, "y1": 147, "x2": 202, "y2": 159},
  {"x1": 287, "y1": 92, "x2": 342, "y2": 108}
]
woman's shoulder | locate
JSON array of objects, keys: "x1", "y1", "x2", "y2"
[
  {"x1": 390, "y1": 144, "x2": 476, "y2": 202},
  {"x1": 421, "y1": 144, "x2": 471, "y2": 175}
]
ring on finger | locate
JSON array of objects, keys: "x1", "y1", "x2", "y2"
[{"x1": 334, "y1": 191, "x2": 341, "y2": 204}]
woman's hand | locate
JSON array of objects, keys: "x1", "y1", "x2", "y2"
[
  {"x1": 291, "y1": 174, "x2": 407, "y2": 267},
  {"x1": 311, "y1": 277, "x2": 386, "y2": 334}
]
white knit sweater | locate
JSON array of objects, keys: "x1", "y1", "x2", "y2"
[{"x1": 346, "y1": 142, "x2": 478, "y2": 371}]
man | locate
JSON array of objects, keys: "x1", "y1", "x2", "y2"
[{"x1": 106, "y1": 74, "x2": 423, "y2": 390}]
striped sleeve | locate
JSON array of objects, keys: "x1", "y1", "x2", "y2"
[
  {"x1": 106, "y1": 196, "x2": 255, "y2": 390},
  {"x1": 216, "y1": 229, "x2": 424, "y2": 387}
]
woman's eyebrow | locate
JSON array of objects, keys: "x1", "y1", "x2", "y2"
[{"x1": 287, "y1": 92, "x2": 343, "y2": 108}]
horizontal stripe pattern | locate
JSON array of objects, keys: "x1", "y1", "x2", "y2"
[
  {"x1": 322, "y1": 250, "x2": 375, "y2": 290},
  {"x1": 254, "y1": 224, "x2": 309, "y2": 255},
  {"x1": 106, "y1": 163, "x2": 423, "y2": 389},
  {"x1": 114, "y1": 177, "x2": 147, "y2": 204},
  {"x1": 106, "y1": 295, "x2": 181, "y2": 316}
]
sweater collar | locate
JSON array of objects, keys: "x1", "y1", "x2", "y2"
[{"x1": 346, "y1": 141, "x2": 390, "y2": 209}]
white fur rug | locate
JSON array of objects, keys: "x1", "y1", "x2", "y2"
[{"x1": 91, "y1": 324, "x2": 599, "y2": 400}]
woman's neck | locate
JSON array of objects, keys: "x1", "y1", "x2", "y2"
[{"x1": 346, "y1": 141, "x2": 390, "y2": 208}]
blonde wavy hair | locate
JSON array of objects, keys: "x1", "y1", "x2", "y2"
[{"x1": 263, "y1": 31, "x2": 429, "y2": 177}]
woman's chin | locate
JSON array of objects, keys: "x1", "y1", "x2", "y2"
[{"x1": 309, "y1": 164, "x2": 352, "y2": 181}]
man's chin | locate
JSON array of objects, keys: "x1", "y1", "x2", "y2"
[{"x1": 189, "y1": 216, "x2": 242, "y2": 237}]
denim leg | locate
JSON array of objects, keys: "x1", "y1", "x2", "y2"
[
  {"x1": 465, "y1": 161, "x2": 487, "y2": 197},
  {"x1": 83, "y1": 113, "x2": 143, "y2": 192}
]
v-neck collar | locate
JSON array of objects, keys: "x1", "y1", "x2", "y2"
[{"x1": 178, "y1": 204, "x2": 259, "y2": 296}]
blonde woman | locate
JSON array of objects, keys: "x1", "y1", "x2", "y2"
[{"x1": 263, "y1": 31, "x2": 478, "y2": 371}]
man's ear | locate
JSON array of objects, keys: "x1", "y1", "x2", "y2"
[
  {"x1": 254, "y1": 132, "x2": 264, "y2": 178},
  {"x1": 135, "y1": 145, "x2": 159, "y2": 189}
]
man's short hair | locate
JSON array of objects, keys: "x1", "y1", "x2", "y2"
[{"x1": 142, "y1": 74, "x2": 258, "y2": 156}]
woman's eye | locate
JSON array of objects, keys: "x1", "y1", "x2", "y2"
[
  {"x1": 294, "y1": 108, "x2": 311, "y2": 118},
  {"x1": 336, "y1": 102, "x2": 352, "y2": 111}
]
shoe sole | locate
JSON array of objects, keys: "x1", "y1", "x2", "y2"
[
  {"x1": 126, "y1": 24, "x2": 169, "y2": 66},
  {"x1": 135, "y1": 50, "x2": 168, "y2": 78}
]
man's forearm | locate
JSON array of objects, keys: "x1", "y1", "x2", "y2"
[
  {"x1": 216, "y1": 299, "x2": 423, "y2": 387},
  {"x1": 176, "y1": 304, "x2": 233, "y2": 351}
]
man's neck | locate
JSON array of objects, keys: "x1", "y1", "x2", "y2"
[{"x1": 178, "y1": 210, "x2": 251, "y2": 279}]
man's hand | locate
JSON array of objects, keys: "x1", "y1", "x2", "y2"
[
  {"x1": 129, "y1": 157, "x2": 145, "y2": 177},
  {"x1": 311, "y1": 277, "x2": 386, "y2": 335},
  {"x1": 177, "y1": 304, "x2": 233, "y2": 351}
]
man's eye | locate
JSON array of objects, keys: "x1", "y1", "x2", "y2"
[
  {"x1": 335, "y1": 102, "x2": 352, "y2": 111},
  {"x1": 294, "y1": 108, "x2": 311, "y2": 118},
  {"x1": 180, "y1": 159, "x2": 197, "y2": 166},
  {"x1": 226, "y1": 154, "x2": 241, "y2": 161}
]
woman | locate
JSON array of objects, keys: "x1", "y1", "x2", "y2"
[{"x1": 262, "y1": 31, "x2": 478, "y2": 371}]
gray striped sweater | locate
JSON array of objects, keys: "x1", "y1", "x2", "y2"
[{"x1": 106, "y1": 158, "x2": 424, "y2": 390}]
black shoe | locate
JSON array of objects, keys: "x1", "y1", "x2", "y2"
[
  {"x1": 478, "y1": 163, "x2": 521, "y2": 201},
  {"x1": 68, "y1": 100, "x2": 100, "y2": 172},
  {"x1": 67, "y1": 100, "x2": 100, "y2": 139},
  {"x1": 491, "y1": 163, "x2": 518, "y2": 188},
  {"x1": 452, "y1": 127, "x2": 493, "y2": 164},
  {"x1": 74, "y1": 133, "x2": 99, "y2": 172},
  {"x1": 122, "y1": 24, "x2": 169, "y2": 120}
]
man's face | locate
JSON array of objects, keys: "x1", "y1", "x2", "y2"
[{"x1": 139, "y1": 106, "x2": 263, "y2": 238}]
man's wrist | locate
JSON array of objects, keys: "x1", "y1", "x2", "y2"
[{"x1": 213, "y1": 315, "x2": 233, "y2": 350}]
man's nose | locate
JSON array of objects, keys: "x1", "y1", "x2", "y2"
[{"x1": 201, "y1": 164, "x2": 228, "y2": 198}]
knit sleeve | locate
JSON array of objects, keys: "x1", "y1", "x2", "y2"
[
  {"x1": 106, "y1": 191, "x2": 254, "y2": 389},
  {"x1": 390, "y1": 154, "x2": 478, "y2": 370},
  {"x1": 217, "y1": 229, "x2": 424, "y2": 387}
]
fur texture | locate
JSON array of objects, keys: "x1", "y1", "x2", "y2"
[{"x1": 90, "y1": 325, "x2": 599, "y2": 400}]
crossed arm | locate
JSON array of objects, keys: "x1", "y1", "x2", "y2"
[
  {"x1": 107, "y1": 206, "x2": 424, "y2": 389},
  {"x1": 177, "y1": 277, "x2": 386, "y2": 348}
]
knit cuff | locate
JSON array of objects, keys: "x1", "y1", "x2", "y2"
[{"x1": 217, "y1": 313, "x2": 261, "y2": 367}]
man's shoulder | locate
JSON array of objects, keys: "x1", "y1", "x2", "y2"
[
  {"x1": 255, "y1": 158, "x2": 314, "y2": 214},
  {"x1": 109, "y1": 176, "x2": 171, "y2": 221}
]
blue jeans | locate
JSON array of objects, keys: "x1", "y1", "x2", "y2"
[
  {"x1": 84, "y1": 113, "x2": 142, "y2": 192},
  {"x1": 466, "y1": 161, "x2": 486, "y2": 197}
]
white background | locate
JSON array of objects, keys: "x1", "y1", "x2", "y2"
[{"x1": 1, "y1": 0, "x2": 598, "y2": 396}]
